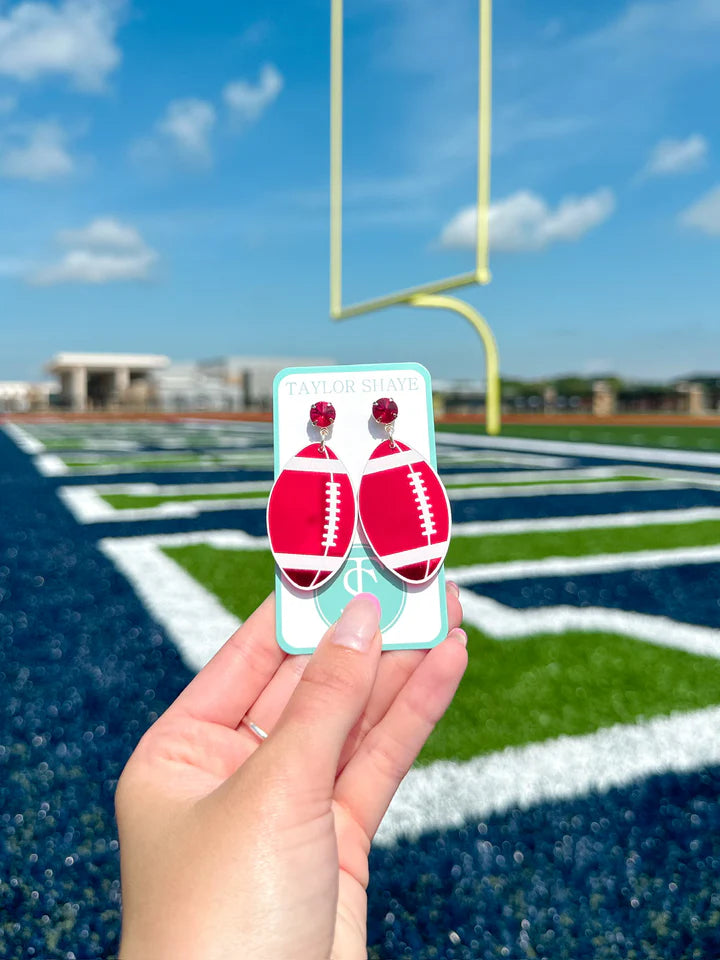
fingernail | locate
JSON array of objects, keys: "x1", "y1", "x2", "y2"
[
  {"x1": 332, "y1": 593, "x2": 381, "y2": 651},
  {"x1": 448, "y1": 627, "x2": 467, "y2": 647},
  {"x1": 447, "y1": 580, "x2": 460, "y2": 598}
]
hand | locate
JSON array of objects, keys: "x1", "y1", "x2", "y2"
[{"x1": 115, "y1": 586, "x2": 467, "y2": 960}]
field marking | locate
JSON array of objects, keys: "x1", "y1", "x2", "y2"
[
  {"x1": 436, "y1": 449, "x2": 574, "y2": 468},
  {"x1": 99, "y1": 537, "x2": 243, "y2": 672},
  {"x1": 439, "y1": 431, "x2": 720, "y2": 468},
  {"x1": 35, "y1": 453, "x2": 69, "y2": 475},
  {"x1": 452, "y1": 505, "x2": 720, "y2": 538},
  {"x1": 98, "y1": 528, "x2": 720, "y2": 836},
  {"x1": 96, "y1": 480, "x2": 273, "y2": 496},
  {"x1": 447, "y1": 479, "x2": 678, "y2": 499},
  {"x1": 59, "y1": 485, "x2": 268, "y2": 523},
  {"x1": 442, "y1": 466, "x2": 626, "y2": 484},
  {"x1": 459, "y1": 589, "x2": 720, "y2": 660},
  {"x1": 2, "y1": 422, "x2": 46, "y2": 453},
  {"x1": 448, "y1": 544, "x2": 720, "y2": 584},
  {"x1": 97, "y1": 528, "x2": 720, "y2": 669},
  {"x1": 375, "y1": 704, "x2": 720, "y2": 845}
]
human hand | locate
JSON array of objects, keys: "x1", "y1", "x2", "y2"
[{"x1": 115, "y1": 585, "x2": 467, "y2": 960}]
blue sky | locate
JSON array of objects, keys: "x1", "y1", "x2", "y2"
[{"x1": 0, "y1": 0, "x2": 719, "y2": 383}]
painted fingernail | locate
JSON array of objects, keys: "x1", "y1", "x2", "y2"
[
  {"x1": 448, "y1": 627, "x2": 467, "y2": 647},
  {"x1": 447, "y1": 580, "x2": 460, "y2": 598},
  {"x1": 332, "y1": 593, "x2": 381, "y2": 651}
]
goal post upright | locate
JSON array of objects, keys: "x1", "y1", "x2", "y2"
[{"x1": 329, "y1": 0, "x2": 500, "y2": 435}]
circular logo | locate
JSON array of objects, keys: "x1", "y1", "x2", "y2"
[{"x1": 314, "y1": 545, "x2": 406, "y2": 632}]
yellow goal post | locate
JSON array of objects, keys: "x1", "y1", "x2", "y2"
[{"x1": 329, "y1": 0, "x2": 500, "y2": 434}]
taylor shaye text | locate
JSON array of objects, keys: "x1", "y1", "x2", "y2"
[{"x1": 285, "y1": 376, "x2": 421, "y2": 397}]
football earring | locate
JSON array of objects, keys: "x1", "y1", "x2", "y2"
[
  {"x1": 358, "y1": 398, "x2": 451, "y2": 584},
  {"x1": 267, "y1": 401, "x2": 356, "y2": 591}
]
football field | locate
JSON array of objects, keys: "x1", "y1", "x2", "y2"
[{"x1": 2, "y1": 416, "x2": 720, "y2": 959}]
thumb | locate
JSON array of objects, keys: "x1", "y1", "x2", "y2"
[{"x1": 271, "y1": 593, "x2": 382, "y2": 793}]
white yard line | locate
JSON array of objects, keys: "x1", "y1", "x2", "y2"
[
  {"x1": 59, "y1": 485, "x2": 268, "y2": 523},
  {"x1": 439, "y1": 431, "x2": 720, "y2": 468},
  {"x1": 448, "y1": 544, "x2": 720, "y2": 584},
  {"x1": 452, "y1": 505, "x2": 720, "y2": 538},
  {"x1": 34, "y1": 453, "x2": 69, "y2": 476},
  {"x1": 442, "y1": 466, "x2": 628, "y2": 484},
  {"x1": 95, "y1": 480, "x2": 273, "y2": 496},
  {"x1": 376, "y1": 704, "x2": 720, "y2": 844},
  {"x1": 436, "y1": 449, "x2": 574, "y2": 468},
  {"x1": 99, "y1": 538, "x2": 242, "y2": 671},
  {"x1": 447, "y1": 479, "x2": 679, "y2": 500},
  {"x1": 2, "y1": 422, "x2": 46, "y2": 453},
  {"x1": 459, "y1": 589, "x2": 720, "y2": 660}
]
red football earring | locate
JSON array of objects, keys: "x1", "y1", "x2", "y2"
[
  {"x1": 267, "y1": 401, "x2": 356, "y2": 591},
  {"x1": 358, "y1": 398, "x2": 451, "y2": 584}
]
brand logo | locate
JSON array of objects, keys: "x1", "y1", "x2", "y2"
[{"x1": 314, "y1": 545, "x2": 406, "y2": 632}]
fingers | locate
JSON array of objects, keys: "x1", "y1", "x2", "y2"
[
  {"x1": 446, "y1": 579, "x2": 462, "y2": 633},
  {"x1": 170, "y1": 593, "x2": 286, "y2": 727},
  {"x1": 336, "y1": 580, "x2": 463, "y2": 772},
  {"x1": 333, "y1": 628, "x2": 468, "y2": 841},
  {"x1": 236, "y1": 652, "x2": 310, "y2": 745},
  {"x1": 268, "y1": 593, "x2": 383, "y2": 794}
]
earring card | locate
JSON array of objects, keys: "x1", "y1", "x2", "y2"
[{"x1": 272, "y1": 362, "x2": 449, "y2": 654}]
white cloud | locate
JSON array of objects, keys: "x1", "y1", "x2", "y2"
[
  {"x1": 643, "y1": 135, "x2": 708, "y2": 177},
  {"x1": 223, "y1": 63, "x2": 283, "y2": 123},
  {"x1": 0, "y1": 95, "x2": 16, "y2": 114},
  {"x1": 679, "y1": 186, "x2": 720, "y2": 236},
  {"x1": 58, "y1": 217, "x2": 143, "y2": 249},
  {"x1": 157, "y1": 97, "x2": 216, "y2": 161},
  {"x1": 440, "y1": 188, "x2": 616, "y2": 252},
  {"x1": 31, "y1": 217, "x2": 158, "y2": 285},
  {"x1": 132, "y1": 97, "x2": 217, "y2": 167},
  {"x1": 0, "y1": 0, "x2": 126, "y2": 91},
  {"x1": 0, "y1": 120, "x2": 75, "y2": 180}
]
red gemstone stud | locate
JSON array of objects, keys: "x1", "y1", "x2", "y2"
[
  {"x1": 372, "y1": 397, "x2": 398, "y2": 425},
  {"x1": 310, "y1": 401, "x2": 336, "y2": 429}
]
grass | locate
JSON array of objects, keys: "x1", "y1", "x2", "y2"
[
  {"x1": 419, "y1": 625, "x2": 720, "y2": 764},
  {"x1": 64, "y1": 456, "x2": 221, "y2": 468},
  {"x1": 63, "y1": 454, "x2": 272, "y2": 470},
  {"x1": 103, "y1": 489, "x2": 268, "y2": 509},
  {"x1": 446, "y1": 519, "x2": 720, "y2": 566},
  {"x1": 438, "y1": 423, "x2": 720, "y2": 451},
  {"x1": 445, "y1": 475, "x2": 654, "y2": 489},
  {"x1": 162, "y1": 545, "x2": 276, "y2": 622},
  {"x1": 161, "y1": 543, "x2": 720, "y2": 765}
]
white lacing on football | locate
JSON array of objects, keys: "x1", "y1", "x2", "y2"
[
  {"x1": 322, "y1": 480, "x2": 342, "y2": 549},
  {"x1": 407, "y1": 469, "x2": 436, "y2": 539}
]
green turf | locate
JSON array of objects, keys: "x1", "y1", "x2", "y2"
[
  {"x1": 103, "y1": 489, "x2": 268, "y2": 509},
  {"x1": 446, "y1": 519, "x2": 720, "y2": 566},
  {"x1": 445, "y1": 475, "x2": 654, "y2": 489},
  {"x1": 438, "y1": 423, "x2": 720, "y2": 451},
  {"x1": 64, "y1": 456, "x2": 220, "y2": 468},
  {"x1": 419, "y1": 626, "x2": 720, "y2": 764},
  {"x1": 63, "y1": 454, "x2": 270, "y2": 470},
  {"x1": 162, "y1": 545, "x2": 276, "y2": 622},
  {"x1": 162, "y1": 543, "x2": 720, "y2": 765}
]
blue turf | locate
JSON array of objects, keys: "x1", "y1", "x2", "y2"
[
  {"x1": 450, "y1": 486, "x2": 720, "y2": 524},
  {"x1": 0, "y1": 431, "x2": 192, "y2": 958},
  {"x1": 466, "y1": 563, "x2": 720, "y2": 630},
  {"x1": 368, "y1": 766, "x2": 720, "y2": 959}
]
